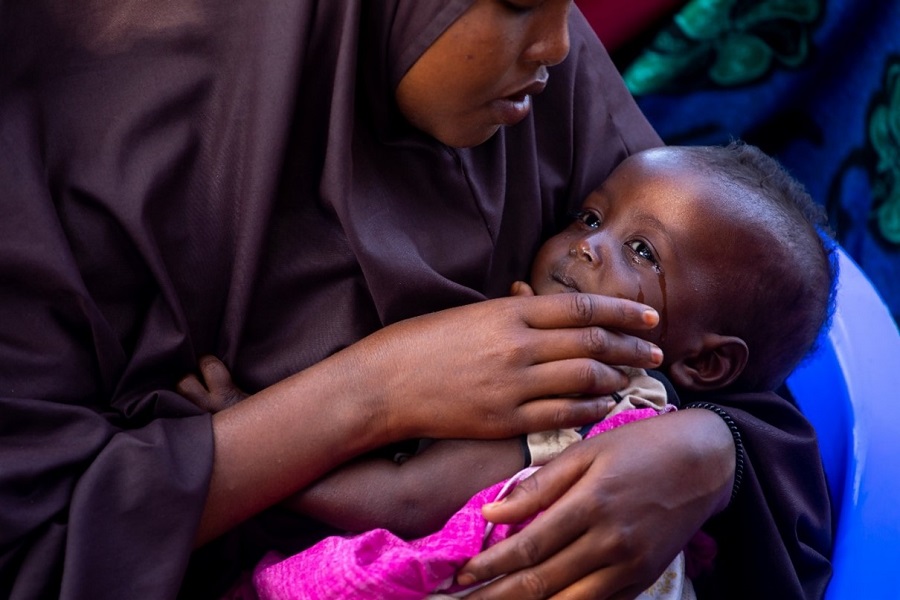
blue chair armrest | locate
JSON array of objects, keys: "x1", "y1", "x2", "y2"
[{"x1": 787, "y1": 247, "x2": 900, "y2": 599}]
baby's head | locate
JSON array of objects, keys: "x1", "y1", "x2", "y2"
[{"x1": 529, "y1": 142, "x2": 837, "y2": 393}]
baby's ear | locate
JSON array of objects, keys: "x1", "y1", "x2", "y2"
[{"x1": 668, "y1": 334, "x2": 748, "y2": 392}]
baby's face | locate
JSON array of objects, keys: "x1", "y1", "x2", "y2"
[{"x1": 530, "y1": 147, "x2": 760, "y2": 364}]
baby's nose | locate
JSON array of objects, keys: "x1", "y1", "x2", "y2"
[{"x1": 570, "y1": 237, "x2": 599, "y2": 264}]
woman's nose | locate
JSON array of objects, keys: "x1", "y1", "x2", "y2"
[
  {"x1": 523, "y1": 2, "x2": 571, "y2": 67},
  {"x1": 570, "y1": 236, "x2": 600, "y2": 265}
]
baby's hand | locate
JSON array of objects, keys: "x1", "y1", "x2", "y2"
[{"x1": 177, "y1": 355, "x2": 248, "y2": 413}]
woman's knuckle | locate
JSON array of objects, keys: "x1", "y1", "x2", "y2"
[
  {"x1": 608, "y1": 526, "x2": 638, "y2": 559},
  {"x1": 517, "y1": 569, "x2": 549, "y2": 598},
  {"x1": 584, "y1": 327, "x2": 607, "y2": 355},
  {"x1": 616, "y1": 299, "x2": 632, "y2": 323},
  {"x1": 490, "y1": 335, "x2": 526, "y2": 366},
  {"x1": 635, "y1": 336, "x2": 651, "y2": 358},
  {"x1": 575, "y1": 360, "x2": 602, "y2": 388},
  {"x1": 571, "y1": 294, "x2": 594, "y2": 323},
  {"x1": 514, "y1": 533, "x2": 544, "y2": 565},
  {"x1": 552, "y1": 405, "x2": 571, "y2": 429},
  {"x1": 514, "y1": 471, "x2": 541, "y2": 497}
]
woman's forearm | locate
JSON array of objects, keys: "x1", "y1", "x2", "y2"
[{"x1": 195, "y1": 352, "x2": 392, "y2": 546}]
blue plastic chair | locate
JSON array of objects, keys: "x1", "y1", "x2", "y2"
[{"x1": 786, "y1": 246, "x2": 900, "y2": 598}]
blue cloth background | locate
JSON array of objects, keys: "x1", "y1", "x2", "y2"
[{"x1": 615, "y1": 0, "x2": 900, "y2": 324}]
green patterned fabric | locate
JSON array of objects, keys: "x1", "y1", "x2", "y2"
[{"x1": 621, "y1": 0, "x2": 900, "y2": 323}]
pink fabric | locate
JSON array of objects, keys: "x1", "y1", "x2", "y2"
[
  {"x1": 253, "y1": 408, "x2": 663, "y2": 600},
  {"x1": 574, "y1": 0, "x2": 687, "y2": 52}
]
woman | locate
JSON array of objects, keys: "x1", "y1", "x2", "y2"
[{"x1": 0, "y1": 1, "x2": 830, "y2": 598}]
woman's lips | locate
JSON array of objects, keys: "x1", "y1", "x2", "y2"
[
  {"x1": 518, "y1": 79, "x2": 548, "y2": 98},
  {"x1": 491, "y1": 79, "x2": 548, "y2": 126},
  {"x1": 492, "y1": 93, "x2": 532, "y2": 126}
]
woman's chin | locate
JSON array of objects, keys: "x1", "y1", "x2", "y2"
[{"x1": 436, "y1": 123, "x2": 502, "y2": 149}]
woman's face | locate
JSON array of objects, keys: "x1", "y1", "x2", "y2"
[{"x1": 396, "y1": 0, "x2": 572, "y2": 148}]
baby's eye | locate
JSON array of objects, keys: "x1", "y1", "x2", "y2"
[
  {"x1": 570, "y1": 209, "x2": 601, "y2": 229},
  {"x1": 626, "y1": 239, "x2": 657, "y2": 263}
]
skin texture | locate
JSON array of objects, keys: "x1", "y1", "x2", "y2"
[{"x1": 396, "y1": 0, "x2": 572, "y2": 147}]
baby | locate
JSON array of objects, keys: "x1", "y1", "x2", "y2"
[{"x1": 180, "y1": 141, "x2": 836, "y2": 600}]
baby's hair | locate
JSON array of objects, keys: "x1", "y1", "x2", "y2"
[{"x1": 681, "y1": 141, "x2": 838, "y2": 391}]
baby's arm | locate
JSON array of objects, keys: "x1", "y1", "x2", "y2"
[
  {"x1": 178, "y1": 356, "x2": 525, "y2": 539},
  {"x1": 284, "y1": 437, "x2": 524, "y2": 539}
]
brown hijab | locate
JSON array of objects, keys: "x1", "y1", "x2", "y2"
[{"x1": 0, "y1": 1, "x2": 660, "y2": 597}]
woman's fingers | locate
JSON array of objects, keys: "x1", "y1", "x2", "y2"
[
  {"x1": 510, "y1": 280, "x2": 536, "y2": 297},
  {"x1": 358, "y1": 294, "x2": 661, "y2": 440},
  {"x1": 550, "y1": 569, "x2": 647, "y2": 600},
  {"x1": 458, "y1": 445, "x2": 595, "y2": 583},
  {"x1": 176, "y1": 374, "x2": 218, "y2": 411},
  {"x1": 521, "y1": 358, "x2": 631, "y2": 399},
  {"x1": 458, "y1": 462, "x2": 642, "y2": 600},
  {"x1": 199, "y1": 355, "x2": 249, "y2": 407},
  {"x1": 519, "y1": 292, "x2": 658, "y2": 332},
  {"x1": 176, "y1": 355, "x2": 247, "y2": 413},
  {"x1": 530, "y1": 327, "x2": 663, "y2": 368},
  {"x1": 463, "y1": 534, "x2": 611, "y2": 599},
  {"x1": 464, "y1": 536, "x2": 644, "y2": 600},
  {"x1": 514, "y1": 295, "x2": 662, "y2": 369},
  {"x1": 511, "y1": 393, "x2": 617, "y2": 433}
]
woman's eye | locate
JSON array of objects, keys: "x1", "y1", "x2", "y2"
[
  {"x1": 626, "y1": 240, "x2": 657, "y2": 263},
  {"x1": 570, "y1": 210, "x2": 601, "y2": 229}
]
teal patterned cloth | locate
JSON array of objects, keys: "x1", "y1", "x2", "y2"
[{"x1": 616, "y1": 0, "x2": 900, "y2": 323}]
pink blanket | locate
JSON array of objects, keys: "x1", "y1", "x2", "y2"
[{"x1": 250, "y1": 408, "x2": 663, "y2": 600}]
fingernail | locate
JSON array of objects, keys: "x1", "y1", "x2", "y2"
[
  {"x1": 643, "y1": 308, "x2": 659, "y2": 326},
  {"x1": 457, "y1": 573, "x2": 477, "y2": 587},
  {"x1": 650, "y1": 345, "x2": 663, "y2": 364}
]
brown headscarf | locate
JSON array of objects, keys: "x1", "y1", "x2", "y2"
[{"x1": 0, "y1": 1, "x2": 660, "y2": 597}]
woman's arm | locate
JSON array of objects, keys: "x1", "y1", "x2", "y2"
[
  {"x1": 179, "y1": 357, "x2": 527, "y2": 537},
  {"x1": 194, "y1": 292, "x2": 663, "y2": 546}
]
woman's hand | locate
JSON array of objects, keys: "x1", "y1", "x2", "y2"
[
  {"x1": 347, "y1": 292, "x2": 663, "y2": 441},
  {"x1": 457, "y1": 409, "x2": 735, "y2": 600},
  {"x1": 195, "y1": 292, "x2": 661, "y2": 545}
]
